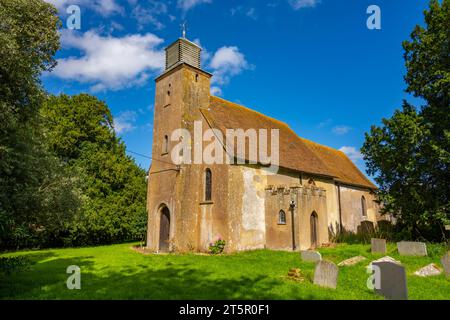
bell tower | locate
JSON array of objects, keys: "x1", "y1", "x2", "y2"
[
  {"x1": 165, "y1": 37, "x2": 201, "y2": 71},
  {"x1": 146, "y1": 33, "x2": 212, "y2": 252}
]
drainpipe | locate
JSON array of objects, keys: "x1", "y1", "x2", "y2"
[
  {"x1": 290, "y1": 200, "x2": 296, "y2": 251},
  {"x1": 337, "y1": 183, "x2": 343, "y2": 234}
]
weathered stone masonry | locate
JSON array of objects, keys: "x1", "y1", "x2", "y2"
[{"x1": 146, "y1": 36, "x2": 387, "y2": 253}]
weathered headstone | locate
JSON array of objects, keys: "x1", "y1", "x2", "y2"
[
  {"x1": 357, "y1": 220, "x2": 375, "y2": 235},
  {"x1": 301, "y1": 250, "x2": 322, "y2": 262},
  {"x1": 397, "y1": 241, "x2": 427, "y2": 256},
  {"x1": 441, "y1": 252, "x2": 450, "y2": 277},
  {"x1": 414, "y1": 263, "x2": 442, "y2": 277},
  {"x1": 372, "y1": 261, "x2": 408, "y2": 300},
  {"x1": 377, "y1": 220, "x2": 393, "y2": 233},
  {"x1": 313, "y1": 260, "x2": 339, "y2": 289},
  {"x1": 337, "y1": 256, "x2": 366, "y2": 267},
  {"x1": 369, "y1": 256, "x2": 401, "y2": 266},
  {"x1": 371, "y1": 238, "x2": 387, "y2": 254}
]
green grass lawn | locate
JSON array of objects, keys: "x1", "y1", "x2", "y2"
[{"x1": 1, "y1": 243, "x2": 449, "y2": 300}]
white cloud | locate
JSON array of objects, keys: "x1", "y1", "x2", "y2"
[
  {"x1": 339, "y1": 146, "x2": 363, "y2": 162},
  {"x1": 114, "y1": 111, "x2": 137, "y2": 134},
  {"x1": 288, "y1": 0, "x2": 320, "y2": 10},
  {"x1": 231, "y1": 6, "x2": 258, "y2": 20},
  {"x1": 210, "y1": 86, "x2": 223, "y2": 96},
  {"x1": 332, "y1": 125, "x2": 352, "y2": 135},
  {"x1": 195, "y1": 43, "x2": 252, "y2": 94},
  {"x1": 209, "y1": 46, "x2": 250, "y2": 85},
  {"x1": 52, "y1": 30, "x2": 165, "y2": 91},
  {"x1": 177, "y1": 0, "x2": 212, "y2": 12},
  {"x1": 317, "y1": 118, "x2": 332, "y2": 128},
  {"x1": 44, "y1": 0, "x2": 123, "y2": 16},
  {"x1": 192, "y1": 38, "x2": 211, "y2": 63},
  {"x1": 246, "y1": 8, "x2": 258, "y2": 20},
  {"x1": 131, "y1": 1, "x2": 168, "y2": 30}
]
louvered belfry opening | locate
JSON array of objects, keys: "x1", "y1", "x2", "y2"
[{"x1": 165, "y1": 37, "x2": 201, "y2": 71}]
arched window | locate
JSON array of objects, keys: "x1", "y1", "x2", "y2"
[
  {"x1": 278, "y1": 210, "x2": 286, "y2": 225},
  {"x1": 361, "y1": 196, "x2": 367, "y2": 217},
  {"x1": 163, "y1": 135, "x2": 169, "y2": 154},
  {"x1": 205, "y1": 168, "x2": 212, "y2": 201}
]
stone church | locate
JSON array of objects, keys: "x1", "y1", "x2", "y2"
[{"x1": 146, "y1": 36, "x2": 382, "y2": 253}]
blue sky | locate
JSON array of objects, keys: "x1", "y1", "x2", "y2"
[{"x1": 42, "y1": 0, "x2": 431, "y2": 179}]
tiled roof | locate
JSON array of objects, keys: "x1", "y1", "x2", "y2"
[{"x1": 200, "y1": 96, "x2": 376, "y2": 189}]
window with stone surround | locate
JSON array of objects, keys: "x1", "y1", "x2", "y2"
[
  {"x1": 361, "y1": 196, "x2": 367, "y2": 217},
  {"x1": 278, "y1": 210, "x2": 286, "y2": 225},
  {"x1": 205, "y1": 168, "x2": 212, "y2": 201},
  {"x1": 163, "y1": 135, "x2": 169, "y2": 154}
]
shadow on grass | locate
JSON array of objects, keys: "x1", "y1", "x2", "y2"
[{"x1": 0, "y1": 253, "x2": 288, "y2": 299}]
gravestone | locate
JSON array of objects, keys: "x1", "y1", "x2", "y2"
[
  {"x1": 441, "y1": 252, "x2": 450, "y2": 277},
  {"x1": 377, "y1": 220, "x2": 393, "y2": 233},
  {"x1": 357, "y1": 220, "x2": 375, "y2": 235},
  {"x1": 371, "y1": 238, "x2": 387, "y2": 254},
  {"x1": 414, "y1": 263, "x2": 442, "y2": 277},
  {"x1": 313, "y1": 260, "x2": 339, "y2": 289},
  {"x1": 445, "y1": 225, "x2": 450, "y2": 231},
  {"x1": 301, "y1": 250, "x2": 322, "y2": 263},
  {"x1": 338, "y1": 256, "x2": 366, "y2": 267},
  {"x1": 372, "y1": 261, "x2": 408, "y2": 300},
  {"x1": 397, "y1": 241, "x2": 427, "y2": 256},
  {"x1": 369, "y1": 256, "x2": 401, "y2": 267}
]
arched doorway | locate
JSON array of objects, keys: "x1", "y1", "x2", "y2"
[
  {"x1": 310, "y1": 211, "x2": 319, "y2": 248},
  {"x1": 159, "y1": 206, "x2": 170, "y2": 252}
]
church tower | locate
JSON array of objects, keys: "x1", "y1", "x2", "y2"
[{"x1": 146, "y1": 34, "x2": 213, "y2": 252}]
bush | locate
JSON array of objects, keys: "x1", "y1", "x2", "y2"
[{"x1": 209, "y1": 238, "x2": 226, "y2": 254}]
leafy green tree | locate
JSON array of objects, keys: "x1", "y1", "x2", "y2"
[
  {"x1": 362, "y1": 0, "x2": 449, "y2": 241},
  {"x1": 0, "y1": 0, "x2": 80, "y2": 249},
  {"x1": 41, "y1": 95, "x2": 148, "y2": 246}
]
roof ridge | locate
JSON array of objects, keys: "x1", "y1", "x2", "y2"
[
  {"x1": 210, "y1": 95, "x2": 291, "y2": 130},
  {"x1": 301, "y1": 138, "x2": 376, "y2": 188},
  {"x1": 211, "y1": 97, "x2": 345, "y2": 157},
  {"x1": 207, "y1": 95, "x2": 377, "y2": 190}
]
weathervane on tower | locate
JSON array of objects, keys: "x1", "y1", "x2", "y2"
[{"x1": 181, "y1": 21, "x2": 187, "y2": 38}]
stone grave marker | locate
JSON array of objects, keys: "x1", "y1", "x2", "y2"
[
  {"x1": 313, "y1": 260, "x2": 339, "y2": 289},
  {"x1": 301, "y1": 250, "x2": 322, "y2": 263},
  {"x1": 368, "y1": 256, "x2": 401, "y2": 267},
  {"x1": 372, "y1": 261, "x2": 408, "y2": 300},
  {"x1": 371, "y1": 238, "x2": 387, "y2": 254},
  {"x1": 397, "y1": 241, "x2": 427, "y2": 256},
  {"x1": 357, "y1": 220, "x2": 375, "y2": 235},
  {"x1": 414, "y1": 263, "x2": 442, "y2": 277},
  {"x1": 337, "y1": 256, "x2": 366, "y2": 267}
]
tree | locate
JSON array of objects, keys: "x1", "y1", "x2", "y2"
[
  {"x1": 0, "y1": 1, "x2": 147, "y2": 249},
  {"x1": 0, "y1": 0, "x2": 80, "y2": 249},
  {"x1": 41, "y1": 95, "x2": 148, "y2": 246},
  {"x1": 362, "y1": 0, "x2": 449, "y2": 241}
]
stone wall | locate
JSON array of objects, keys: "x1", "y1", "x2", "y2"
[
  {"x1": 339, "y1": 185, "x2": 379, "y2": 233},
  {"x1": 146, "y1": 64, "x2": 383, "y2": 253},
  {"x1": 264, "y1": 183, "x2": 328, "y2": 251}
]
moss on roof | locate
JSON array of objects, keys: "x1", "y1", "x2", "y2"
[{"x1": 200, "y1": 96, "x2": 376, "y2": 189}]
